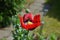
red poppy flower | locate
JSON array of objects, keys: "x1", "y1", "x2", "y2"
[{"x1": 18, "y1": 13, "x2": 41, "y2": 30}]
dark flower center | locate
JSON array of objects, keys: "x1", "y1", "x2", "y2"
[{"x1": 24, "y1": 19, "x2": 33, "y2": 25}]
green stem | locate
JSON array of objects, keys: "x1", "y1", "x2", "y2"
[{"x1": 40, "y1": 24, "x2": 44, "y2": 35}]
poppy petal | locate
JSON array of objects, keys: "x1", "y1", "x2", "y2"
[
  {"x1": 23, "y1": 13, "x2": 33, "y2": 21},
  {"x1": 18, "y1": 14, "x2": 41, "y2": 30}
]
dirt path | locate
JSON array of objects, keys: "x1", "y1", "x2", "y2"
[
  {"x1": 29, "y1": 0, "x2": 45, "y2": 13},
  {"x1": 0, "y1": 25, "x2": 13, "y2": 40}
]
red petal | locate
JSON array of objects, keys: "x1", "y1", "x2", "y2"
[
  {"x1": 23, "y1": 13, "x2": 33, "y2": 21},
  {"x1": 18, "y1": 14, "x2": 41, "y2": 30},
  {"x1": 23, "y1": 15, "x2": 41, "y2": 30},
  {"x1": 18, "y1": 14, "x2": 26, "y2": 29}
]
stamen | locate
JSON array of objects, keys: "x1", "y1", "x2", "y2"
[
  {"x1": 27, "y1": 21, "x2": 33, "y2": 24},
  {"x1": 24, "y1": 18, "x2": 33, "y2": 25}
]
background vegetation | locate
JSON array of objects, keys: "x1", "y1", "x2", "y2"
[
  {"x1": 46, "y1": 0, "x2": 60, "y2": 21},
  {"x1": 0, "y1": 0, "x2": 26, "y2": 27}
]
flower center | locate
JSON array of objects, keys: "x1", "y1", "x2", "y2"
[{"x1": 24, "y1": 19, "x2": 33, "y2": 25}]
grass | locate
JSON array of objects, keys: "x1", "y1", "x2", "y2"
[
  {"x1": 0, "y1": 38, "x2": 6, "y2": 40},
  {"x1": 43, "y1": 16, "x2": 60, "y2": 36},
  {"x1": 33, "y1": 16, "x2": 60, "y2": 37},
  {"x1": 43, "y1": 0, "x2": 60, "y2": 37}
]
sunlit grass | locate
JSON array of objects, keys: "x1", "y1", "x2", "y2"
[
  {"x1": 43, "y1": 16, "x2": 60, "y2": 36},
  {"x1": 33, "y1": 16, "x2": 60, "y2": 37}
]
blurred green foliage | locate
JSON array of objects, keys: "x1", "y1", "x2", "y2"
[
  {"x1": 0, "y1": 0, "x2": 26, "y2": 27},
  {"x1": 46, "y1": 0, "x2": 60, "y2": 21},
  {"x1": 12, "y1": 24, "x2": 30, "y2": 40}
]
